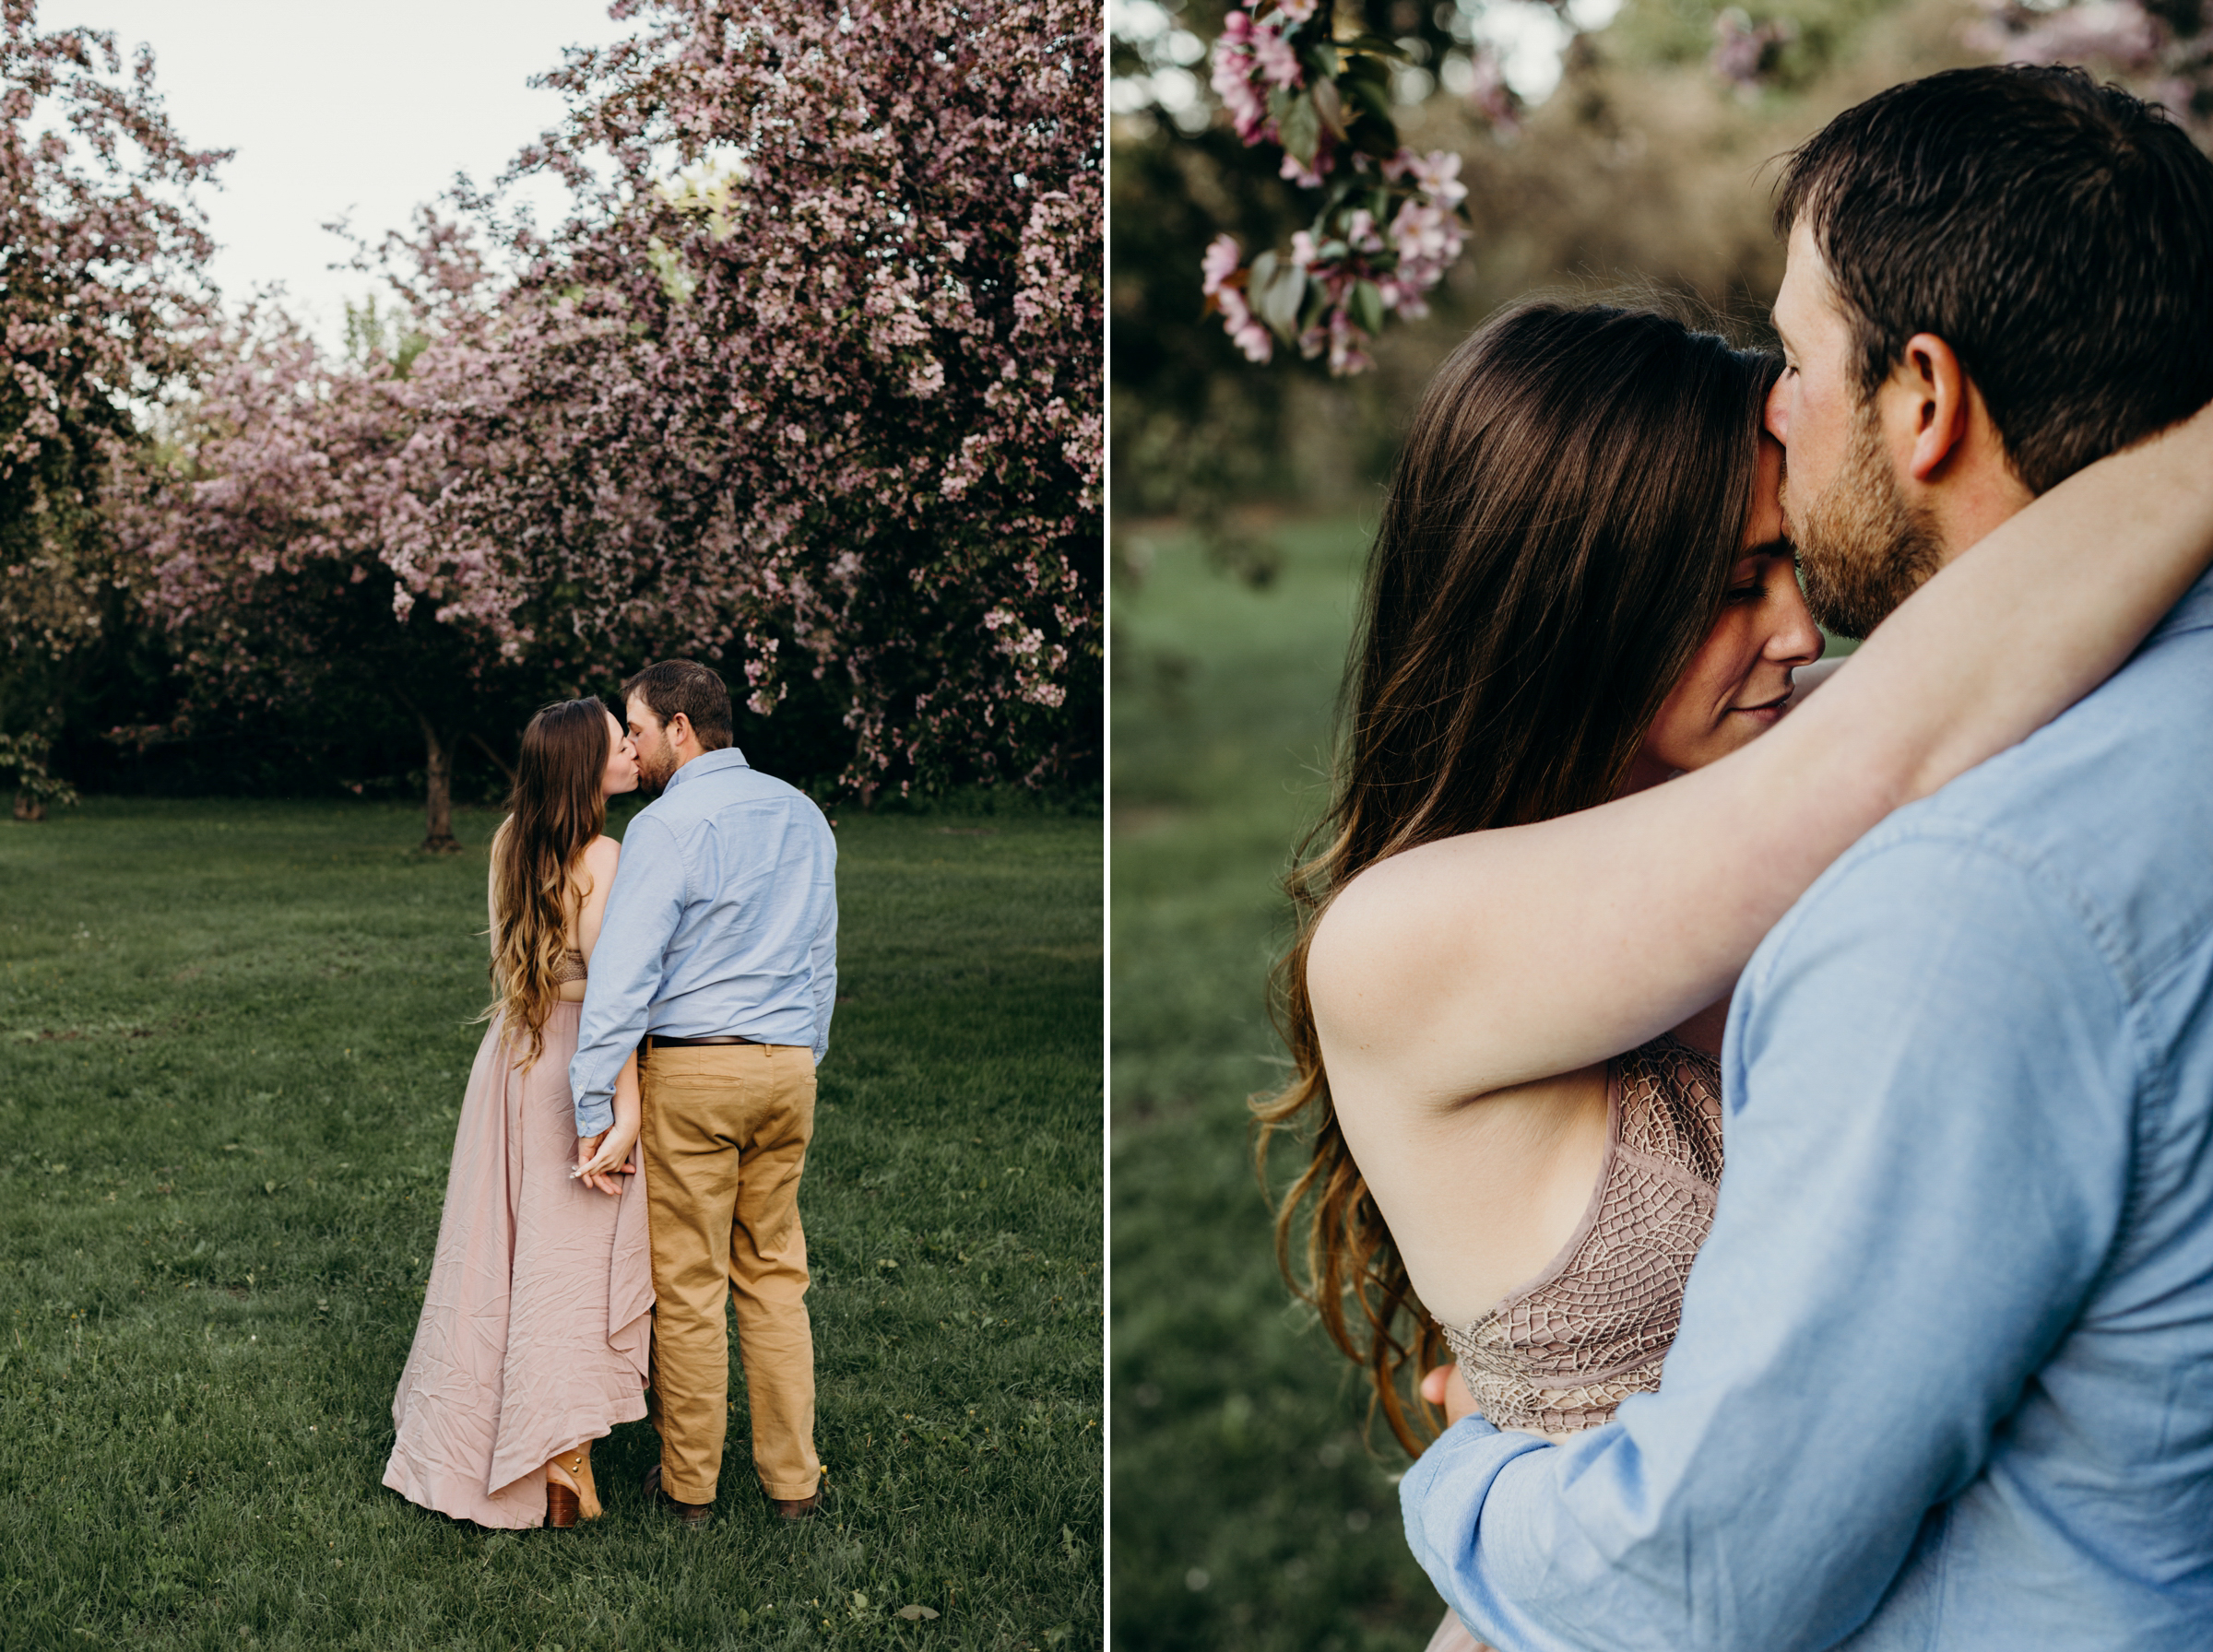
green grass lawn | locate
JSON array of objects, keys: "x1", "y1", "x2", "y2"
[
  {"x1": 0, "y1": 796, "x2": 1102, "y2": 1650},
  {"x1": 1110, "y1": 520, "x2": 1453, "y2": 1652}
]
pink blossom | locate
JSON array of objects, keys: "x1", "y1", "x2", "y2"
[
  {"x1": 1251, "y1": 26, "x2": 1304, "y2": 92},
  {"x1": 1201, "y1": 232, "x2": 1243, "y2": 296},
  {"x1": 1211, "y1": 14, "x2": 1274, "y2": 144},
  {"x1": 1217, "y1": 285, "x2": 1274, "y2": 362}
]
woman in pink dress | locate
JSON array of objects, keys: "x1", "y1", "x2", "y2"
[{"x1": 384, "y1": 698, "x2": 653, "y2": 1528}]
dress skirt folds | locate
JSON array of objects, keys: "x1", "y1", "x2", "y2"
[{"x1": 383, "y1": 999, "x2": 653, "y2": 1528}]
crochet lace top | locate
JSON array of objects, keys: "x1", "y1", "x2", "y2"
[
  {"x1": 1441, "y1": 1037, "x2": 1724, "y2": 1434},
  {"x1": 553, "y1": 947, "x2": 588, "y2": 985}
]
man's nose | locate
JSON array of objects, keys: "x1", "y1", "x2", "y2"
[{"x1": 1764, "y1": 375, "x2": 1792, "y2": 445}]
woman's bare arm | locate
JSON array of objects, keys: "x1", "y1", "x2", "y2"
[
  {"x1": 1311, "y1": 402, "x2": 2213, "y2": 1108},
  {"x1": 574, "y1": 836, "x2": 621, "y2": 961},
  {"x1": 486, "y1": 819, "x2": 508, "y2": 953}
]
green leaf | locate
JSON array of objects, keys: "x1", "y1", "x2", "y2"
[
  {"x1": 896, "y1": 1605, "x2": 941, "y2": 1621},
  {"x1": 1249, "y1": 249, "x2": 1279, "y2": 295},
  {"x1": 1278, "y1": 93, "x2": 1320, "y2": 168},
  {"x1": 1342, "y1": 32, "x2": 1410, "y2": 59},
  {"x1": 1341, "y1": 73, "x2": 1396, "y2": 129},
  {"x1": 1300, "y1": 41, "x2": 1341, "y2": 80},
  {"x1": 1310, "y1": 77, "x2": 1350, "y2": 140},
  {"x1": 1298, "y1": 284, "x2": 1330, "y2": 336},
  {"x1": 1350, "y1": 280, "x2": 1386, "y2": 337},
  {"x1": 1258, "y1": 264, "x2": 1309, "y2": 341}
]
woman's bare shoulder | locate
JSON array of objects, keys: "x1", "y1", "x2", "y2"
[
  {"x1": 1309, "y1": 836, "x2": 1501, "y2": 1000},
  {"x1": 582, "y1": 833, "x2": 621, "y2": 868}
]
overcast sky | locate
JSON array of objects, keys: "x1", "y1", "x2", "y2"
[{"x1": 43, "y1": 0, "x2": 633, "y2": 347}]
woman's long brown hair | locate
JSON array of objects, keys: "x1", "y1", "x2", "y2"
[
  {"x1": 1256, "y1": 303, "x2": 1781, "y2": 1455},
  {"x1": 487, "y1": 699, "x2": 611, "y2": 1068}
]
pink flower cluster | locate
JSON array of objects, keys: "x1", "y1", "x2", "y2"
[
  {"x1": 1211, "y1": 7, "x2": 1303, "y2": 148},
  {"x1": 1198, "y1": 10, "x2": 1474, "y2": 377},
  {"x1": 1202, "y1": 234, "x2": 1274, "y2": 363},
  {"x1": 1203, "y1": 145, "x2": 1470, "y2": 377}
]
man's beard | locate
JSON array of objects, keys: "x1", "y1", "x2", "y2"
[
  {"x1": 636, "y1": 742, "x2": 676, "y2": 792},
  {"x1": 1786, "y1": 407, "x2": 1947, "y2": 640}
]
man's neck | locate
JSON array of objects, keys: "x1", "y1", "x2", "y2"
[{"x1": 1927, "y1": 467, "x2": 2035, "y2": 568}]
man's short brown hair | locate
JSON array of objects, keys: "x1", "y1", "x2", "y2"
[
  {"x1": 1774, "y1": 65, "x2": 2213, "y2": 496},
  {"x1": 622, "y1": 659, "x2": 733, "y2": 751}
]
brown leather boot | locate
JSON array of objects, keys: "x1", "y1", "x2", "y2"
[
  {"x1": 767, "y1": 1481, "x2": 822, "y2": 1521},
  {"x1": 643, "y1": 1461, "x2": 712, "y2": 1528}
]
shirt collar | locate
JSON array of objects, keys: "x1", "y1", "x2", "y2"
[{"x1": 663, "y1": 745, "x2": 751, "y2": 794}]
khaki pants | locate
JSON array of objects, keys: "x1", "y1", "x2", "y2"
[{"x1": 639, "y1": 1041, "x2": 821, "y2": 1504}]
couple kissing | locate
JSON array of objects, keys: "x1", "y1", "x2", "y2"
[{"x1": 382, "y1": 659, "x2": 837, "y2": 1530}]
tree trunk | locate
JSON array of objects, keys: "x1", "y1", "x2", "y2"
[
  {"x1": 12, "y1": 791, "x2": 45, "y2": 822},
  {"x1": 467, "y1": 730, "x2": 516, "y2": 787},
  {"x1": 415, "y1": 712, "x2": 461, "y2": 854}
]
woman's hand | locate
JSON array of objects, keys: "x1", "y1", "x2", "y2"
[
  {"x1": 574, "y1": 1048, "x2": 645, "y2": 1196},
  {"x1": 1421, "y1": 1362, "x2": 1480, "y2": 1429},
  {"x1": 574, "y1": 1119, "x2": 638, "y2": 1196}
]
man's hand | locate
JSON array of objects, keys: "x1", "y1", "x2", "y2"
[
  {"x1": 574, "y1": 1128, "x2": 622, "y2": 1196},
  {"x1": 1422, "y1": 1362, "x2": 1480, "y2": 1429}
]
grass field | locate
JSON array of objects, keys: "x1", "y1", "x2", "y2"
[
  {"x1": 0, "y1": 796, "x2": 1101, "y2": 1650},
  {"x1": 1110, "y1": 520, "x2": 1451, "y2": 1652}
]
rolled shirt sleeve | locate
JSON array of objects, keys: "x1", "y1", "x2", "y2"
[
  {"x1": 569, "y1": 814, "x2": 689, "y2": 1136},
  {"x1": 1401, "y1": 828, "x2": 2134, "y2": 1651}
]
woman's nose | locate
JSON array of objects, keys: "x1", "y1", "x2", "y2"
[{"x1": 1769, "y1": 579, "x2": 1824, "y2": 666}]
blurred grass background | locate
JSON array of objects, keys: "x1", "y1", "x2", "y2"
[
  {"x1": 0, "y1": 798, "x2": 1101, "y2": 1649},
  {"x1": 1110, "y1": 519, "x2": 1453, "y2": 1651}
]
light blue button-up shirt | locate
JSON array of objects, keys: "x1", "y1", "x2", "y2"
[
  {"x1": 1401, "y1": 568, "x2": 2213, "y2": 1650},
  {"x1": 569, "y1": 746, "x2": 837, "y2": 1135}
]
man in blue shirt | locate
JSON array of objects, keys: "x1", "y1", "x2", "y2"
[
  {"x1": 1402, "y1": 67, "x2": 2213, "y2": 1647},
  {"x1": 571, "y1": 659, "x2": 837, "y2": 1525}
]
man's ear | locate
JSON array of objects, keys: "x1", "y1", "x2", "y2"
[
  {"x1": 666, "y1": 711, "x2": 694, "y2": 751},
  {"x1": 1885, "y1": 332, "x2": 1971, "y2": 485}
]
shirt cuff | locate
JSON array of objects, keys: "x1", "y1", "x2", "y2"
[{"x1": 574, "y1": 1093, "x2": 614, "y2": 1137}]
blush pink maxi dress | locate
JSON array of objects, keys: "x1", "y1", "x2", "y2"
[{"x1": 383, "y1": 990, "x2": 654, "y2": 1528}]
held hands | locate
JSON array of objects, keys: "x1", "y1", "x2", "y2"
[
  {"x1": 574, "y1": 1051, "x2": 645, "y2": 1196},
  {"x1": 573, "y1": 1119, "x2": 639, "y2": 1197}
]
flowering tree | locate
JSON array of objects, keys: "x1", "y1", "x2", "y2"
[
  {"x1": 125, "y1": 277, "x2": 538, "y2": 852},
  {"x1": 0, "y1": 0, "x2": 222, "y2": 768},
  {"x1": 478, "y1": 0, "x2": 1104, "y2": 798},
  {"x1": 1201, "y1": 4, "x2": 1472, "y2": 374}
]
